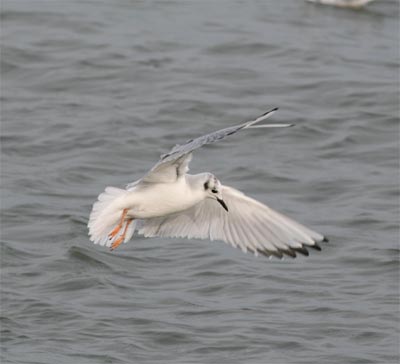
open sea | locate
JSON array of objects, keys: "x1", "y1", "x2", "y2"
[{"x1": 1, "y1": 1, "x2": 399, "y2": 363}]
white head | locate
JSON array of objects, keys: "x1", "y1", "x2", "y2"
[{"x1": 202, "y1": 173, "x2": 228, "y2": 212}]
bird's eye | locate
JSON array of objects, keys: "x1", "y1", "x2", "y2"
[
  {"x1": 204, "y1": 182, "x2": 209, "y2": 190},
  {"x1": 211, "y1": 189, "x2": 218, "y2": 194}
]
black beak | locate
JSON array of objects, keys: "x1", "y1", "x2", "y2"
[{"x1": 217, "y1": 198, "x2": 228, "y2": 212}]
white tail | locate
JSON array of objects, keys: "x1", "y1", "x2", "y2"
[{"x1": 88, "y1": 186, "x2": 133, "y2": 247}]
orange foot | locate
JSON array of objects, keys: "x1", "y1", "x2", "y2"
[
  {"x1": 110, "y1": 219, "x2": 133, "y2": 251},
  {"x1": 108, "y1": 208, "x2": 128, "y2": 240},
  {"x1": 110, "y1": 236, "x2": 124, "y2": 251}
]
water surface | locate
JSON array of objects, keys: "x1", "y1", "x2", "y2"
[{"x1": 1, "y1": 1, "x2": 399, "y2": 363}]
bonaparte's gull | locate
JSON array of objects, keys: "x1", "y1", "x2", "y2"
[
  {"x1": 88, "y1": 108, "x2": 327, "y2": 258},
  {"x1": 306, "y1": 0, "x2": 375, "y2": 8}
]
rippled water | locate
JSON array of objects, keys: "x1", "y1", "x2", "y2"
[{"x1": 1, "y1": 1, "x2": 399, "y2": 363}]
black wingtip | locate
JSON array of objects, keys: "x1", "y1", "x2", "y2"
[
  {"x1": 292, "y1": 247, "x2": 310, "y2": 256},
  {"x1": 323, "y1": 236, "x2": 329, "y2": 243},
  {"x1": 261, "y1": 107, "x2": 278, "y2": 117},
  {"x1": 310, "y1": 243, "x2": 322, "y2": 251},
  {"x1": 282, "y1": 249, "x2": 297, "y2": 258}
]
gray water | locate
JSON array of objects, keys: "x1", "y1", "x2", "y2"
[{"x1": 1, "y1": 1, "x2": 399, "y2": 363}]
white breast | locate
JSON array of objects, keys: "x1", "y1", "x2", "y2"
[{"x1": 125, "y1": 177, "x2": 203, "y2": 219}]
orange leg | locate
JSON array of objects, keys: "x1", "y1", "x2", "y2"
[
  {"x1": 110, "y1": 219, "x2": 133, "y2": 251},
  {"x1": 108, "y1": 208, "x2": 128, "y2": 240}
]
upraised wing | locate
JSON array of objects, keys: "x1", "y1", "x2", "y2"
[
  {"x1": 135, "y1": 185, "x2": 327, "y2": 258},
  {"x1": 127, "y1": 108, "x2": 291, "y2": 188}
]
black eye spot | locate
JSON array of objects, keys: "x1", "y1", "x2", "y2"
[
  {"x1": 204, "y1": 182, "x2": 209, "y2": 190},
  {"x1": 211, "y1": 189, "x2": 218, "y2": 194}
]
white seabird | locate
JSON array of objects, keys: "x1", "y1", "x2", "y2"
[{"x1": 88, "y1": 108, "x2": 327, "y2": 258}]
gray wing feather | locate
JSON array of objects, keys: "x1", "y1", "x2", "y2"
[
  {"x1": 160, "y1": 107, "x2": 278, "y2": 163},
  {"x1": 128, "y1": 108, "x2": 279, "y2": 187},
  {"x1": 137, "y1": 185, "x2": 326, "y2": 258}
]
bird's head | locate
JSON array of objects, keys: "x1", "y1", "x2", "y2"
[{"x1": 202, "y1": 173, "x2": 228, "y2": 212}]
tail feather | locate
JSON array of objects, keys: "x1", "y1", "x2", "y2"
[
  {"x1": 124, "y1": 220, "x2": 136, "y2": 243},
  {"x1": 88, "y1": 186, "x2": 132, "y2": 246}
]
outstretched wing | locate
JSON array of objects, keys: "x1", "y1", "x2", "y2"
[
  {"x1": 159, "y1": 108, "x2": 283, "y2": 163},
  {"x1": 136, "y1": 185, "x2": 327, "y2": 258},
  {"x1": 128, "y1": 108, "x2": 291, "y2": 188}
]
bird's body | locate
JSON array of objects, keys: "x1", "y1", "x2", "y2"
[
  {"x1": 126, "y1": 174, "x2": 205, "y2": 219},
  {"x1": 88, "y1": 108, "x2": 327, "y2": 258}
]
